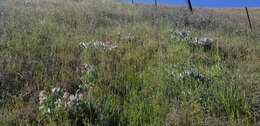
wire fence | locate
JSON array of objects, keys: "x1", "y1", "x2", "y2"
[{"x1": 129, "y1": 0, "x2": 254, "y2": 31}]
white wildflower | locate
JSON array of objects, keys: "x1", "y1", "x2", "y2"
[
  {"x1": 52, "y1": 87, "x2": 61, "y2": 93},
  {"x1": 82, "y1": 64, "x2": 94, "y2": 74},
  {"x1": 179, "y1": 73, "x2": 183, "y2": 78},
  {"x1": 63, "y1": 92, "x2": 70, "y2": 100},
  {"x1": 191, "y1": 37, "x2": 214, "y2": 49},
  {"x1": 47, "y1": 108, "x2": 51, "y2": 113},
  {"x1": 39, "y1": 90, "x2": 46, "y2": 98},
  {"x1": 24, "y1": 0, "x2": 32, "y2": 6},
  {"x1": 39, "y1": 90, "x2": 47, "y2": 105},
  {"x1": 172, "y1": 30, "x2": 191, "y2": 41},
  {"x1": 69, "y1": 95, "x2": 76, "y2": 101},
  {"x1": 80, "y1": 42, "x2": 88, "y2": 48},
  {"x1": 67, "y1": 94, "x2": 77, "y2": 107},
  {"x1": 79, "y1": 40, "x2": 117, "y2": 50},
  {"x1": 54, "y1": 99, "x2": 62, "y2": 108},
  {"x1": 122, "y1": 33, "x2": 137, "y2": 42},
  {"x1": 54, "y1": 99, "x2": 61, "y2": 105},
  {"x1": 77, "y1": 93, "x2": 84, "y2": 100}
]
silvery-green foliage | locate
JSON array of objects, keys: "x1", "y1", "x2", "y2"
[
  {"x1": 171, "y1": 30, "x2": 192, "y2": 42},
  {"x1": 80, "y1": 40, "x2": 117, "y2": 51}
]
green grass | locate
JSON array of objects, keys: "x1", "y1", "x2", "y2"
[{"x1": 0, "y1": 0, "x2": 260, "y2": 125}]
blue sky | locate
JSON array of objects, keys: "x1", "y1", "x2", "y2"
[{"x1": 123, "y1": 0, "x2": 260, "y2": 8}]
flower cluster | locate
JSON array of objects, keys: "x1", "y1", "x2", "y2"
[
  {"x1": 24, "y1": 0, "x2": 33, "y2": 7},
  {"x1": 121, "y1": 33, "x2": 138, "y2": 42},
  {"x1": 171, "y1": 30, "x2": 215, "y2": 50},
  {"x1": 65, "y1": 92, "x2": 83, "y2": 107},
  {"x1": 80, "y1": 41, "x2": 117, "y2": 51},
  {"x1": 80, "y1": 63, "x2": 96, "y2": 90},
  {"x1": 39, "y1": 90, "x2": 47, "y2": 105},
  {"x1": 190, "y1": 37, "x2": 214, "y2": 50},
  {"x1": 179, "y1": 68, "x2": 209, "y2": 83},
  {"x1": 82, "y1": 64, "x2": 94, "y2": 75},
  {"x1": 171, "y1": 30, "x2": 192, "y2": 41},
  {"x1": 38, "y1": 87, "x2": 84, "y2": 114}
]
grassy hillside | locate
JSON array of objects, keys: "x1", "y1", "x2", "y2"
[{"x1": 0, "y1": 0, "x2": 260, "y2": 125}]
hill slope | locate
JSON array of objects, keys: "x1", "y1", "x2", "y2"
[{"x1": 0, "y1": 0, "x2": 260, "y2": 125}]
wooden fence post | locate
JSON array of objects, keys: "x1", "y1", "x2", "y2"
[
  {"x1": 187, "y1": 0, "x2": 193, "y2": 12},
  {"x1": 245, "y1": 7, "x2": 253, "y2": 31}
]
